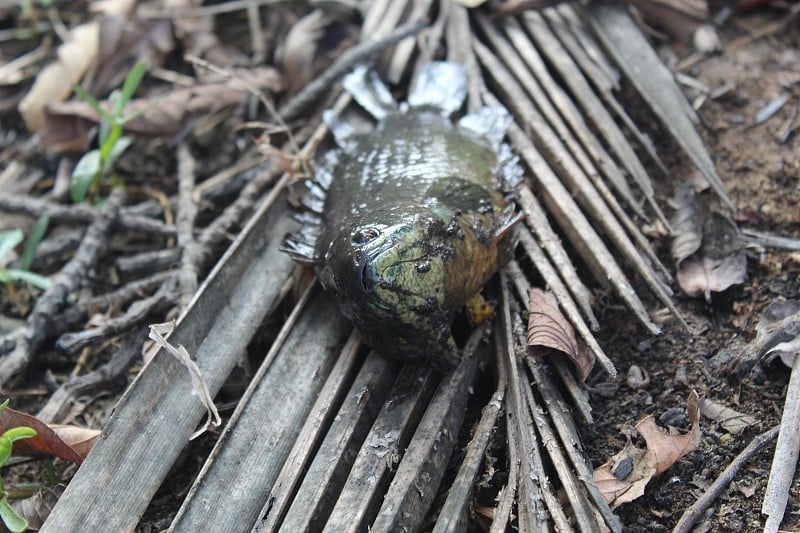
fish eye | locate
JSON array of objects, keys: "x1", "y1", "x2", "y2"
[{"x1": 351, "y1": 227, "x2": 380, "y2": 245}]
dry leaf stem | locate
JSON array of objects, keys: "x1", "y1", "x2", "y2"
[{"x1": 176, "y1": 143, "x2": 199, "y2": 307}]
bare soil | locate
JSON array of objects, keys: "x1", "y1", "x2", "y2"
[{"x1": 586, "y1": 10, "x2": 800, "y2": 532}]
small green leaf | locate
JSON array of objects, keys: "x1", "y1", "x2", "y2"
[
  {"x1": 0, "y1": 496, "x2": 28, "y2": 533},
  {"x1": 72, "y1": 84, "x2": 110, "y2": 122},
  {"x1": 99, "y1": 122, "x2": 124, "y2": 163},
  {"x1": 104, "y1": 136, "x2": 132, "y2": 169},
  {"x1": 2, "y1": 269, "x2": 51, "y2": 291},
  {"x1": 0, "y1": 399, "x2": 9, "y2": 411},
  {"x1": 3, "y1": 427, "x2": 36, "y2": 443},
  {"x1": 21, "y1": 215, "x2": 49, "y2": 271},
  {"x1": 116, "y1": 62, "x2": 148, "y2": 118},
  {"x1": 71, "y1": 149, "x2": 102, "y2": 203},
  {"x1": 0, "y1": 230, "x2": 24, "y2": 265},
  {"x1": 0, "y1": 437, "x2": 12, "y2": 467}
]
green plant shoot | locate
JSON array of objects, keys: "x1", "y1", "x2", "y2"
[
  {"x1": 71, "y1": 61, "x2": 148, "y2": 203},
  {"x1": 0, "y1": 399, "x2": 37, "y2": 533}
]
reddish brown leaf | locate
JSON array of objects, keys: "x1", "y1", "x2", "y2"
[
  {"x1": 0, "y1": 408, "x2": 85, "y2": 464},
  {"x1": 594, "y1": 391, "x2": 701, "y2": 508},
  {"x1": 50, "y1": 425, "x2": 101, "y2": 460},
  {"x1": 527, "y1": 288, "x2": 595, "y2": 381}
]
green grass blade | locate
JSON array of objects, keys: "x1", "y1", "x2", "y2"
[
  {"x1": 117, "y1": 62, "x2": 148, "y2": 117},
  {"x1": 20, "y1": 215, "x2": 49, "y2": 271},
  {"x1": 5, "y1": 269, "x2": 52, "y2": 291}
]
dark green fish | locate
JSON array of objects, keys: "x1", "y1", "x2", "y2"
[{"x1": 284, "y1": 62, "x2": 522, "y2": 370}]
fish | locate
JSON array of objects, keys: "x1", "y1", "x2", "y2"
[{"x1": 283, "y1": 62, "x2": 523, "y2": 370}]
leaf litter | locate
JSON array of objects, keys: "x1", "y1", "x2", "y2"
[{"x1": 594, "y1": 391, "x2": 701, "y2": 509}]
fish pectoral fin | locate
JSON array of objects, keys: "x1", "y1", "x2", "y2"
[{"x1": 493, "y1": 207, "x2": 524, "y2": 245}]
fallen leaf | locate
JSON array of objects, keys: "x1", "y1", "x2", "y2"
[
  {"x1": 18, "y1": 22, "x2": 99, "y2": 132},
  {"x1": 527, "y1": 288, "x2": 595, "y2": 381},
  {"x1": 751, "y1": 300, "x2": 800, "y2": 368},
  {"x1": 0, "y1": 408, "x2": 85, "y2": 464},
  {"x1": 49, "y1": 425, "x2": 101, "y2": 459},
  {"x1": 670, "y1": 188, "x2": 747, "y2": 300},
  {"x1": 626, "y1": 0, "x2": 709, "y2": 42},
  {"x1": 12, "y1": 484, "x2": 65, "y2": 530},
  {"x1": 676, "y1": 252, "x2": 747, "y2": 299},
  {"x1": 40, "y1": 67, "x2": 283, "y2": 151},
  {"x1": 700, "y1": 398, "x2": 756, "y2": 435},
  {"x1": 92, "y1": 17, "x2": 175, "y2": 96},
  {"x1": 594, "y1": 391, "x2": 701, "y2": 508}
]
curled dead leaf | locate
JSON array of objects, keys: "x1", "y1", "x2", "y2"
[
  {"x1": 751, "y1": 300, "x2": 800, "y2": 368},
  {"x1": 594, "y1": 391, "x2": 701, "y2": 508},
  {"x1": 700, "y1": 398, "x2": 756, "y2": 435},
  {"x1": 527, "y1": 288, "x2": 595, "y2": 381},
  {"x1": 41, "y1": 67, "x2": 283, "y2": 152},
  {"x1": 12, "y1": 484, "x2": 65, "y2": 530},
  {"x1": 49, "y1": 424, "x2": 101, "y2": 459}
]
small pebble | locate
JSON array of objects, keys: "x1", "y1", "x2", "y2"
[{"x1": 627, "y1": 365, "x2": 650, "y2": 389}]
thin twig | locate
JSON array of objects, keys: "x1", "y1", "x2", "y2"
[
  {"x1": 673, "y1": 425, "x2": 780, "y2": 533},
  {"x1": 55, "y1": 276, "x2": 179, "y2": 356},
  {"x1": 176, "y1": 143, "x2": 199, "y2": 308},
  {"x1": 0, "y1": 192, "x2": 174, "y2": 236},
  {"x1": 763, "y1": 352, "x2": 800, "y2": 533},
  {"x1": 195, "y1": 163, "x2": 282, "y2": 270},
  {"x1": 0, "y1": 188, "x2": 126, "y2": 389},
  {"x1": 36, "y1": 331, "x2": 151, "y2": 424}
]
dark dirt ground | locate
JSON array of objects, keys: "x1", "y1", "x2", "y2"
[
  {"x1": 584, "y1": 11, "x2": 800, "y2": 532},
  {"x1": 0, "y1": 4, "x2": 799, "y2": 533}
]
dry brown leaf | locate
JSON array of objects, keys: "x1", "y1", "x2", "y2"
[
  {"x1": 0, "y1": 408, "x2": 86, "y2": 464},
  {"x1": 751, "y1": 300, "x2": 800, "y2": 368},
  {"x1": 527, "y1": 288, "x2": 595, "y2": 381},
  {"x1": 700, "y1": 398, "x2": 756, "y2": 435},
  {"x1": 93, "y1": 17, "x2": 175, "y2": 96},
  {"x1": 40, "y1": 67, "x2": 283, "y2": 151},
  {"x1": 676, "y1": 253, "x2": 747, "y2": 299},
  {"x1": 49, "y1": 424, "x2": 101, "y2": 459},
  {"x1": 12, "y1": 484, "x2": 65, "y2": 530},
  {"x1": 594, "y1": 391, "x2": 701, "y2": 508},
  {"x1": 18, "y1": 22, "x2": 99, "y2": 132},
  {"x1": 670, "y1": 188, "x2": 747, "y2": 300}
]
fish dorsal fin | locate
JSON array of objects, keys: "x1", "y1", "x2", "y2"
[
  {"x1": 408, "y1": 62, "x2": 468, "y2": 116},
  {"x1": 458, "y1": 106, "x2": 512, "y2": 152},
  {"x1": 343, "y1": 65, "x2": 397, "y2": 120}
]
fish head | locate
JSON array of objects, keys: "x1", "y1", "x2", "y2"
[{"x1": 318, "y1": 206, "x2": 460, "y2": 367}]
